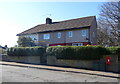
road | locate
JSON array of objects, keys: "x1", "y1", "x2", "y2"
[{"x1": 1, "y1": 65, "x2": 119, "y2": 82}]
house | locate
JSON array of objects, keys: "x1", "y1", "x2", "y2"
[
  {"x1": 17, "y1": 16, "x2": 97, "y2": 46},
  {"x1": 0, "y1": 45, "x2": 7, "y2": 49}
]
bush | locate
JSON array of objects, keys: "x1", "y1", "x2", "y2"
[
  {"x1": 46, "y1": 46, "x2": 110, "y2": 60},
  {"x1": 7, "y1": 47, "x2": 45, "y2": 56},
  {"x1": 0, "y1": 48, "x2": 6, "y2": 54},
  {"x1": 107, "y1": 47, "x2": 120, "y2": 55}
]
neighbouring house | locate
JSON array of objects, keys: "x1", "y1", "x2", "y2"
[
  {"x1": 17, "y1": 16, "x2": 97, "y2": 46},
  {"x1": 0, "y1": 45, "x2": 7, "y2": 49}
]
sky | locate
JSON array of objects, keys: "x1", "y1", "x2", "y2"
[{"x1": 0, "y1": 1, "x2": 105, "y2": 47}]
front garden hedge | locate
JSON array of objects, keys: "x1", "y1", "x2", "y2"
[
  {"x1": 7, "y1": 46, "x2": 45, "y2": 56},
  {"x1": 46, "y1": 46, "x2": 110, "y2": 60},
  {"x1": 107, "y1": 46, "x2": 120, "y2": 55}
]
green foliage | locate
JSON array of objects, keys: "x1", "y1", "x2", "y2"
[
  {"x1": 7, "y1": 47, "x2": 45, "y2": 56},
  {"x1": 107, "y1": 47, "x2": 120, "y2": 55},
  {"x1": 0, "y1": 48, "x2": 7, "y2": 54},
  {"x1": 17, "y1": 37, "x2": 35, "y2": 47},
  {"x1": 46, "y1": 46, "x2": 110, "y2": 60},
  {"x1": 7, "y1": 46, "x2": 119, "y2": 60}
]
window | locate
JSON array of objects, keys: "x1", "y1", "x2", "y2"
[
  {"x1": 43, "y1": 34, "x2": 50, "y2": 39},
  {"x1": 72, "y1": 43, "x2": 83, "y2": 46},
  {"x1": 72, "y1": 43, "x2": 77, "y2": 46},
  {"x1": 58, "y1": 32, "x2": 61, "y2": 38},
  {"x1": 82, "y1": 30, "x2": 87, "y2": 36},
  {"x1": 78, "y1": 43, "x2": 83, "y2": 46},
  {"x1": 69, "y1": 31, "x2": 72, "y2": 37}
]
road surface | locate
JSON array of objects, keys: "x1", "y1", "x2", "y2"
[{"x1": 1, "y1": 65, "x2": 119, "y2": 82}]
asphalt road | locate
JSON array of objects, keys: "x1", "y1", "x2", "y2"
[{"x1": 1, "y1": 65, "x2": 119, "y2": 82}]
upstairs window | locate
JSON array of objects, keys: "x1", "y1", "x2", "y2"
[
  {"x1": 82, "y1": 30, "x2": 87, "y2": 36},
  {"x1": 58, "y1": 32, "x2": 61, "y2": 38},
  {"x1": 43, "y1": 34, "x2": 50, "y2": 39},
  {"x1": 69, "y1": 31, "x2": 72, "y2": 37}
]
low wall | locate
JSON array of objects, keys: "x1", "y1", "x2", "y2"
[
  {"x1": 103, "y1": 55, "x2": 119, "y2": 73},
  {"x1": 47, "y1": 56, "x2": 94, "y2": 69},
  {"x1": 47, "y1": 55, "x2": 119, "y2": 73},
  {"x1": 2, "y1": 55, "x2": 41, "y2": 64},
  {"x1": 1, "y1": 54, "x2": 119, "y2": 73}
]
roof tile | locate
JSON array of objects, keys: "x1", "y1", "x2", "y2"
[{"x1": 17, "y1": 16, "x2": 95, "y2": 36}]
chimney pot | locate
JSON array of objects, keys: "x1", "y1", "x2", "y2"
[{"x1": 46, "y1": 18, "x2": 52, "y2": 24}]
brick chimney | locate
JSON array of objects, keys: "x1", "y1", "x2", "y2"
[{"x1": 46, "y1": 18, "x2": 52, "y2": 24}]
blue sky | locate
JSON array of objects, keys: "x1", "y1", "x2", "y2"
[{"x1": 0, "y1": 2, "x2": 103, "y2": 47}]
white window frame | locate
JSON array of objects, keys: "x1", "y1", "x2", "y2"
[
  {"x1": 82, "y1": 30, "x2": 87, "y2": 36},
  {"x1": 43, "y1": 34, "x2": 50, "y2": 39},
  {"x1": 57, "y1": 32, "x2": 61, "y2": 38},
  {"x1": 69, "y1": 31, "x2": 72, "y2": 37},
  {"x1": 72, "y1": 43, "x2": 83, "y2": 46},
  {"x1": 72, "y1": 43, "x2": 77, "y2": 46},
  {"x1": 78, "y1": 43, "x2": 83, "y2": 46}
]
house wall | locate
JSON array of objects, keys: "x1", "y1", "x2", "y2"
[
  {"x1": 2, "y1": 55, "x2": 41, "y2": 64},
  {"x1": 38, "y1": 28, "x2": 90, "y2": 46},
  {"x1": 90, "y1": 18, "x2": 97, "y2": 45},
  {"x1": 19, "y1": 25, "x2": 97, "y2": 46},
  {"x1": 65, "y1": 29, "x2": 89, "y2": 43},
  {"x1": 38, "y1": 31, "x2": 66, "y2": 46}
]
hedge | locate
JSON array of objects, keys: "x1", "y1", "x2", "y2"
[
  {"x1": 7, "y1": 47, "x2": 45, "y2": 56},
  {"x1": 107, "y1": 47, "x2": 120, "y2": 55},
  {"x1": 7, "y1": 46, "x2": 119, "y2": 60},
  {"x1": 46, "y1": 46, "x2": 110, "y2": 60}
]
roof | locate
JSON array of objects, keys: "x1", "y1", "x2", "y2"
[{"x1": 17, "y1": 16, "x2": 96, "y2": 36}]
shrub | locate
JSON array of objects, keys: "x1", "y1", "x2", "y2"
[
  {"x1": 0, "y1": 48, "x2": 6, "y2": 54},
  {"x1": 107, "y1": 47, "x2": 120, "y2": 55},
  {"x1": 7, "y1": 47, "x2": 45, "y2": 56},
  {"x1": 46, "y1": 46, "x2": 110, "y2": 60}
]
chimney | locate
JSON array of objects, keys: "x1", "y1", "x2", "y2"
[{"x1": 46, "y1": 18, "x2": 52, "y2": 24}]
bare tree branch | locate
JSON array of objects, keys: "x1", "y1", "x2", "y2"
[{"x1": 97, "y1": 2, "x2": 119, "y2": 46}]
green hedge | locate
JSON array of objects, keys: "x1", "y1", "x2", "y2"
[
  {"x1": 107, "y1": 47, "x2": 120, "y2": 55},
  {"x1": 7, "y1": 47, "x2": 45, "y2": 56},
  {"x1": 46, "y1": 46, "x2": 110, "y2": 60},
  {"x1": 7, "y1": 46, "x2": 119, "y2": 60}
]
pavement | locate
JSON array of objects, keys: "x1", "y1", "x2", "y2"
[{"x1": 0, "y1": 61, "x2": 119, "y2": 79}]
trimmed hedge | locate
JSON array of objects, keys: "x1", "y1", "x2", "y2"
[
  {"x1": 7, "y1": 47, "x2": 45, "y2": 56},
  {"x1": 7, "y1": 46, "x2": 119, "y2": 60},
  {"x1": 107, "y1": 47, "x2": 120, "y2": 55},
  {"x1": 46, "y1": 46, "x2": 110, "y2": 60}
]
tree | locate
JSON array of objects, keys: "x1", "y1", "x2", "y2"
[
  {"x1": 97, "y1": 2, "x2": 120, "y2": 46},
  {"x1": 17, "y1": 37, "x2": 34, "y2": 47}
]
